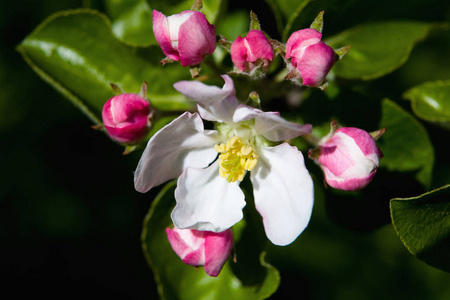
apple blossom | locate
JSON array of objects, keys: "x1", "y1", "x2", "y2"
[
  {"x1": 316, "y1": 127, "x2": 383, "y2": 191},
  {"x1": 134, "y1": 75, "x2": 314, "y2": 246},
  {"x1": 166, "y1": 227, "x2": 233, "y2": 277},
  {"x1": 231, "y1": 29, "x2": 274, "y2": 73},
  {"x1": 102, "y1": 93, "x2": 151, "y2": 144},
  {"x1": 285, "y1": 28, "x2": 336, "y2": 87},
  {"x1": 152, "y1": 10, "x2": 216, "y2": 67}
]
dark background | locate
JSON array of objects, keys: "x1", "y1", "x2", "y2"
[{"x1": 1, "y1": 0, "x2": 159, "y2": 298}]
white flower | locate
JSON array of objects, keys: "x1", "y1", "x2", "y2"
[{"x1": 134, "y1": 75, "x2": 314, "y2": 246}]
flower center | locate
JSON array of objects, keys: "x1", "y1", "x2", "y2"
[{"x1": 214, "y1": 136, "x2": 258, "y2": 182}]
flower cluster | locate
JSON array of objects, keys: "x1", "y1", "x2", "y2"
[
  {"x1": 152, "y1": 8, "x2": 345, "y2": 87},
  {"x1": 122, "y1": 4, "x2": 382, "y2": 277}
]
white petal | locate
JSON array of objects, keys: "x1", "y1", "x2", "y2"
[
  {"x1": 173, "y1": 75, "x2": 238, "y2": 123},
  {"x1": 233, "y1": 105, "x2": 312, "y2": 141},
  {"x1": 134, "y1": 112, "x2": 219, "y2": 193},
  {"x1": 172, "y1": 161, "x2": 246, "y2": 232},
  {"x1": 251, "y1": 144, "x2": 314, "y2": 246}
]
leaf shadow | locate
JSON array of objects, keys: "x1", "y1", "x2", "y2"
[
  {"x1": 324, "y1": 169, "x2": 425, "y2": 232},
  {"x1": 229, "y1": 177, "x2": 270, "y2": 287}
]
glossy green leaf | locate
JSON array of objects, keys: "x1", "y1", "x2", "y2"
[
  {"x1": 148, "y1": 0, "x2": 223, "y2": 24},
  {"x1": 265, "y1": 0, "x2": 311, "y2": 41},
  {"x1": 391, "y1": 184, "x2": 450, "y2": 272},
  {"x1": 18, "y1": 9, "x2": 193, "y2": 125},
  {"x1": 142, "y1": 181, "x2": 280, "y2": 300},
  {"x1": 327, "y1": 21, "x2": 437, "y2": 80},
  {"x1": 104, "y1": 0, "x2": 155, "y2": 46},
  {"x1": 378, "y1": 99, "x2": 434, "y2": 188},
  {"x1": 403, "y1": 80, "x2": 450, "y2": 129}
]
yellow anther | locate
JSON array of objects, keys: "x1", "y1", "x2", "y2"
[
  {"x1": 215, "y1": 137, "x2": 258, "y2": 182},
  {"x1": 214, "y1": 144, "x2": 226, "y2": 152},
  {"x1": 240, "y1": 145, "x2": 253, "y2": 156},
  {"x1": 245, "y1": 158, "x2": 257, "y2": 171},
  {"x1": 226, "y1": 136, "x2": 241, "y2": 149}
]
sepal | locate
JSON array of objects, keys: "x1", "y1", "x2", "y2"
[
  {"x1": 218, "y1": 34, "x2": 232, "y2": 52},
  {"x1": 270, "y1": 39, "x2": 286, "y2": 57},
  {"x1": 369, "y1": 128, "x2": 386, "y2": 140},
  {"x1": 160, "y1": 57, "x2": 175, "y2": 66},
  {"x1": 123, "y1": 145, "x2": 138, "y2": 155},
  {"x1": 284, "y1": 68, "x2": 301, "y2": 80},
  {"x1": 310, "y1": 11, "x2": 324, "y2": 33},
  {"x1": 191, "y1": 0, "x2": 203, "y2": 12},
  {"x1": 139, "y1": 81, "x2": 148, "y2": 100},
  {"x1": 250, "y1": 11, "x2": 261, "y2": 31},
  {"x1": 189, "y1": 65, "x2": 201, "y2": 78},
  {"x1": 245, "y1": 91, "x2": 262, "y2": 109},
  {"x1": 110, "y1": 82, "x2": 124, "y2": 95},
  {"x1": 334, "y1": 45, "x2": 351, "y2": 60}
]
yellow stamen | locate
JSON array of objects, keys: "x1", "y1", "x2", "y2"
[{"x1": 215, "y1": 137, "x2": 258, "y2": 182}]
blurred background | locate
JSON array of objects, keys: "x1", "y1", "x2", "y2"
[
  {"x1": 1, "y1": 0, "x2": 450, "y2": 299},
  {"x1": 1, "y1": 0, "x2": 159, "y2": 298}
]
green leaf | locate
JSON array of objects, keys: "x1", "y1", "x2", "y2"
[
  {"x1": 17, "y1": 9, "x2": 193, "y2": 125},
  {"x1": 390, "y1": 184, "x2": 450, "y2": 272},
  {"x1": 403, "y1": 80, "x2": 450, "y2": 129},
  {"x1": 201, "y1": 0, "x2": 223, "y2": 24},
  {"x1": 104, "y1": 0, "x2": 155, "y2": 47},
  {"x1": 148, "y1": 0, "x2": 223, "y2": 24},
  {"x1": 378, "y1": 99, "x2": 434, "y2": 188},
  {"x1": 266, "y1": 176, "x2": 450, "y2": 298},
  {"x1": 216, "y1": 10, "x2": 248, "y2": 41},
  {"x1": 264, "y1": 0, "x2": 311, "y2": 41},
  {"x1": 142, "y1": 181, "x2": 280, "y2": 300},
  {"x1": 327, "y1": 21, "x2": 438, "y2": 80}
]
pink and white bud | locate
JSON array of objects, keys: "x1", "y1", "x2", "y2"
[
  {"x1": 318, "y1": 127, "x2": 383, "y2": 191},
  {"x1": 285, "y1": 28, "x2": 336, "y2": 87},
  {"x1": 152, "y1": 10, "x2": 216, "y2": 67},
  {"x1": 165, "y1": 227, "x2": 233, "y2": 277},
  {"x1": 231, "y1": 29, "x2": 274, "y2": 73},
  {"x1": 102, "y1": 94, "x2": 151, "y2": 144}
]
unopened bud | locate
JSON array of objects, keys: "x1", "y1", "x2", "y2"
[
  {"x1": 285, "y1": 28, "x2": 336, "y2": 87},
  {"x1": 166, "y1": 227, "x2": 233, "y2": 277},
  {"x1": 153, "y1": 10, "x2": 216, "y2": 67},
  {"x1": 314, "y1": 127, "x2": 384, "y2": 191},
  {"x1": 102, "y1": 94, "x2": 151, "y2": 144},
  {"x1": 231, "y1": 29, "x2": 274, "y2": 74}
]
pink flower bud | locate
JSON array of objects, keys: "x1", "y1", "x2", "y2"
[
  {"x1": 318, "y1": 127, "x2": 383, "y2": 191},
  {"x1": 102, "y1": 94, "x2": 151, "y2": 144},
  {"x1": 152, "y1": 10, "x2": 216, "y2": 67},
  {"x1": 165, "y1": 227, "x2": 233, "y2": 277},
  {"x1": 285, "y1": 28, "x2": 336, "y2": 87},
  {"x1": 231, "y1": 29, "x2": 274, "y2": 73}
]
